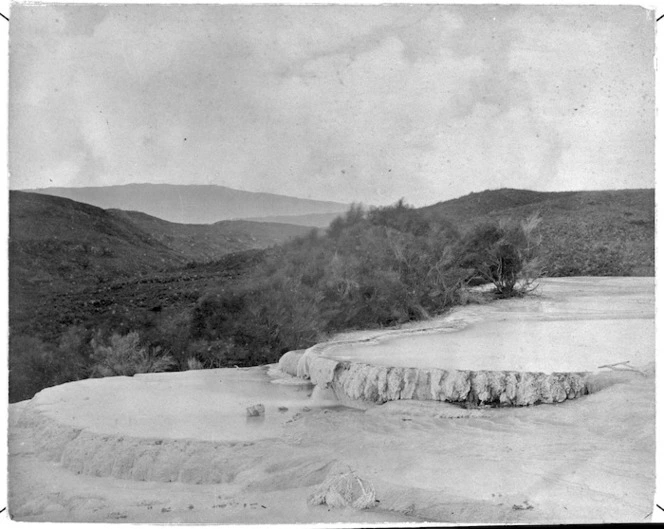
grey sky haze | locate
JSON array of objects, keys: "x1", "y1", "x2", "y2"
[{"x1": 9, "y1": 4, "x2": 655, "y2": 206}]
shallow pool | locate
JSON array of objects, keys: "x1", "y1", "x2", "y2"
[{"x1": 321, "y1": 317, "x2": 654, "y2": 374}]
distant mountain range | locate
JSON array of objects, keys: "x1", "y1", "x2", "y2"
[{"x1": 24, "y1": 184, "x2": 351, "y2": 225}]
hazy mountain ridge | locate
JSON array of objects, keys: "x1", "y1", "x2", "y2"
[{"x1": 25, "y1": 183, "x2": 350, "y2": 224}]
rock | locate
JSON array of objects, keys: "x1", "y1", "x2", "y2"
[
  {"x1": 414, "y1": 370, "x2": 431, "y2": 400},
  {"x1": 297, "y1": 343, "x2": 595, "y2": 408},
  {"x1": 375, "y1": 367, "x2": 389, "y2": 403},
  {"x1": 310, "y1": 385, "x2": 337, "y2": 402},
  {"x1": 308, "y1": 357, "x2": 339, "y2": 389},
  {"x1": 317, "y1": 361, "x2": 595, "y2": 407},
  {"x1": 571, "y1": 373, "x2": 590, "y2": 396},
  {"x1": 246, "y1": 404, "x2": 265, "y2": 417},
  {"x1": 278, "y1": 351, "x2": 304, "y2": 377},
  {"x1": 308, "y1": 463, "x2": 377, "y2": 510},
  {"x1": 469, "y1": 371, "x2": 510, "y2": 405},
  {"x1": 362, "y1": 366, "x2": 383, "y2": 402},
  {"x1": 440, "y1": 370, "x2": 471, "y2": 403},
  {"x1": 515, "y1": 372, "x2": 539, "y2": 406},
  {"x1": 296, "y1": 349, "x2": 314, "y2": 379},
  {"x1": 400, "y1": 368, "x2": 419, "y2": 400},
  {"x1": 429, "y1": 369, "x2": 445, "y2": 400},
  {"x1": 344, "y1": 363, "x2": 369, "y2": 401},
  {"x1": 500, "y1": 372, "x2": 518, "y2": 405},
  {"x1": 512, "y1": 500, "x2": 534, "y2": 511},
  {"x1": 386, "y1": 367, "x2": 405, "y2": 400}
]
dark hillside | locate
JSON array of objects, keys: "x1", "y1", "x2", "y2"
[
  {"x1": 10, "y1": 191, "x2": 305, "y2": 342},
  {"x1": 421, "y1": 189, "x2": 654, "y2": 276},
  {"x1": 9, "y1": 191, "x2": 186, "y2": 288},
  {"x1": 420, "y1": 188, "x2": 573, "y2": 220},
  {"x1": 9, "y1": 191, "x2": 188, "y2": 351},
  {"x1": 11, "y1": 249, "x2": 266, "y2": 341},
  {"x1": 108, "y1": 209, "x2": 313, "y2": 262}
]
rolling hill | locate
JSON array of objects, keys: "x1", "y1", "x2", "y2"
[
  {"x1": 9, "y1": 191, "x2": 186, "y2": 289},
  {"x1": 24, "y1": 183, "x2": 350, "y2": 224},
  {"x1": 420, "y1": 188, "x2": 655, "y2": 277}
]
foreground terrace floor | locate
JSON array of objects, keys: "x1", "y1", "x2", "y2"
[{"x1": 8, "y1": 277, "x2": 656, "y2": 523}]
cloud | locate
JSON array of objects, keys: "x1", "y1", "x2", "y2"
[{"x1": 9, "y1": 5, "x2": 655, "y2": 205}]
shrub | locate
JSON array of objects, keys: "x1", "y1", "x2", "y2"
[
  {"x1": 186, "y1": 357, "x2": 204, "y2": 370},
  {"x1": 52, "y1": 325, "x2": 94, "y2": 383},
  {"x1": 9, "y1": 335, "x2": 57, "y2": 402},
  {"x1": 140, "y1": 310, "x2": 194, "y2": 370},
  {"x1": 183, "y1": 339, "x2": 231, "y2": 369},
  {"x1": 9, "y1": 326, "x2": 92, "y2": 403},
  {"x1": 327, "y1": 204, "x2": 367, "y2": 239},
  {"x1": 368, "y1": 198, "x2": 432, "y2": 236},
  {"x1": 90, "y1": 331, "x2": 175, "y2": 377},
  {"x1": 460, "y1": 214, "x2": 542, "y2": 298}
]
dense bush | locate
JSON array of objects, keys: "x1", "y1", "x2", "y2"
[
  {"x1": 459, "y1": 214, "x2": 542, "y2": 297},
  {"x1": 9, "y1": 201, "x2": 544, "y2": 401},
  {"x1": 9, "y1": 325, "x2": 92, "y2": 402},
  {"x1": 187, "y1": 201, "x2": 471, "y2": 367}
]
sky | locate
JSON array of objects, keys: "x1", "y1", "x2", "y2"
[{"x1": 8, "y1": 4, "x2": 656, "y2": 207}]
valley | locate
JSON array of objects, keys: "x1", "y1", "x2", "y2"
[{"x1": 8, "y1": 187, "x2": 655, "y2": 403}]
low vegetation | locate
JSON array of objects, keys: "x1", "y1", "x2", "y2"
[{"x1": 89, "y1": 332, "x2": 176, "y2": 378}]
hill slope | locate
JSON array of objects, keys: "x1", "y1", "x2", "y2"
[
  {"x1": 25, "y1": 183, "x2": 350, "y2": 224},
  {"x1": 9, "y1": 191, "x2": 186, "y2": 288},
  {"x1": 9, "y1": 191, "x2": 316, "y2": 342},
  {"x1": 420, "y1": 188, "x2": 573, "y2": 220},
  {"x1": 421, "y1": 188, "x2": 655, "y2": 277}
]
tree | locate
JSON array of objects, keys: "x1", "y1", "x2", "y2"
[{"x1": 461, "y1": 214, "x2": 542, "y2": 298}]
